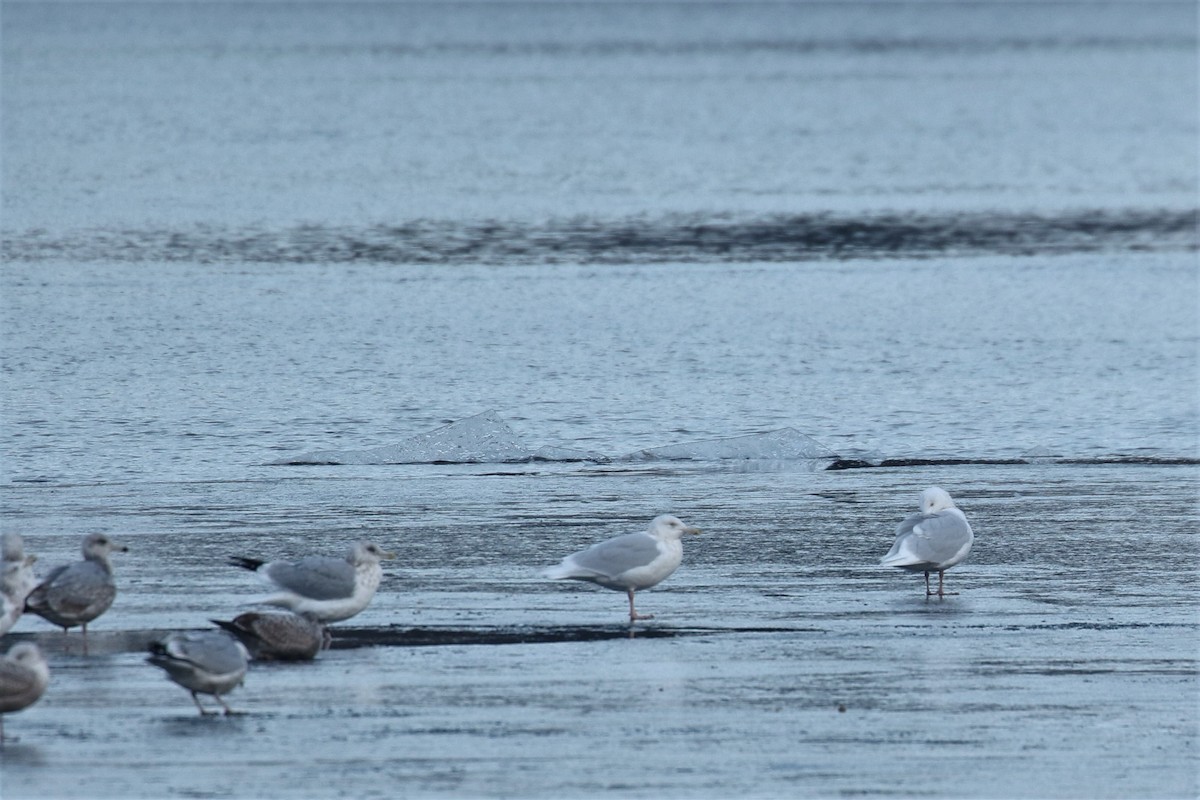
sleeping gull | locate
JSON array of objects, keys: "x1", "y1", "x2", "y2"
[
  {"x1": 0, "y1": 643, "x2": 50, "y2": 743},
  {"x1": 0, "y1": 533, "x2": 38, "y2": 636},
  {"x1": 148, "y1": 631, "x2": 250, "y2": 716},
  {"x1": 880, "y1": 486, "x2": 974, "y2": 598},
  {"x1": 543, "y1": 515, "x2": 701, "y2": 623},
  {"x1": 228, "y1": 540, "x2": 396, "y2": 623},
  {"x1": 24, "y1": 533, "x2": 128, "y2": 644},
  {"x1": 212, "y1": 610, "x2": 329, "y2": 661}
]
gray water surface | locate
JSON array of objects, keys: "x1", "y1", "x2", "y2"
[{"x1": 1, "y1": 2, "x2": 1197, "y2": 798}]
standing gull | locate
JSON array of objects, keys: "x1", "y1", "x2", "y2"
[
  {"x1": 880, "y1": 486, "x2": 975, "y2": 598},
  {"x1": 212, "y1": 610, "x2": 329, "y2": 661},
  {"x1": 543, "y1": 515, "x2": 701, "y2": 623},
  {"x1": 228, "y1": 540, "x2": 396, "y2": 623},
  {"x1": 0, "y1": 643, "x2": 50, "y2": 743},
  {"x1": 148, "y1": 631, "x2": 250, "y2": 716},
  {"x1": 0, "y1": 532, "x2": 38, "y2": 636},
  {"x1": 24, "y1": 533, "x2": 128, "y2": 643},
  {"x1": 1, "y1": 559, "x2": 37, "y2": 637}
]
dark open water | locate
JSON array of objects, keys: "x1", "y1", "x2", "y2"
[{"x1": 1, "y1": 2, "x2": 1197, "y2": 798}]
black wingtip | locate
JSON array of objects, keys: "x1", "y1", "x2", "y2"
[{"x1": 228, "y1": 556, "x2": 264, "y2": 572}]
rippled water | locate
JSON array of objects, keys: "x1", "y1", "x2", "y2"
[
  {"x1": 1, "y1": 2, "x2": 1197, "y2": 798},
  {"x1": 4, "y1": 1, "x2": 1197, "y2": 233},
  {"x1": 2, "y1": 250, "x2": 1196, "y2": 486}
]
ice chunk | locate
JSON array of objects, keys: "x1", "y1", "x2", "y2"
[
  {"x1": 279, "y1": 410, "x2": 531, "y2": 465},
  {"x1": 627, "y1": 428, "x2": 836, "y2": 462},
  {"x1": 276, "y1": 415, "x2": 831, "y2": 467},
  {"x1": 530, "y1": 445, "x2": 610, "y2": 463},
  {"x1": 1021, "y1": 445, "x2": 1063, "y2": 464}
]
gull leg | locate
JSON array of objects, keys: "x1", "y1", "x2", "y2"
[
  {"x1": 0, "y1": 715, "x2": 15, "y2": 745},
  {"x1": 81, "y1": 623, "x2": 89, "y2": 655},
  {"x1": 627, "y1": 588, "x2": 654, "y2": 622},
  {"x1": 924, "y1": 571, "x2": 933, "y2": 597},
  {"x1": 191, "y1": 692, "x2": 217, "y2": 716},
  {"x1": 215, "y1": 694, "x2": 242, "y2": 716},
  {"x1": 938, "y1": 570, "x2": 959, "y2": 597}
]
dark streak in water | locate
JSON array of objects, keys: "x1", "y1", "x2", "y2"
[
  {"x1": 825, "y1": 455, "x2": 1200, "y2": 471},
  {"x1": 4, "y1": 209, "x2": 1196, "y2": 265},
  {"x1": 263, "y1": 35, "x2": 1198, "y2": 59},
  {"x1": 3, "y1": 625, "x2": 820, "y2": 655},
  {"x1": 329, "y1": 624, "x2": 812, "y2": 648}
]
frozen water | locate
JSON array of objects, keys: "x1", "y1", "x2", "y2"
[
  {"x1": 628, "y1": 428, "x2": 837, "y2": 462},
  {"x1": 274, "y1": 413, "x2": 1198, "y2": 469},
  {"x1": 279, "y1": 411, "x2": 531, "y2": 465},
  {"x1": 277, "y1": 413, "x2": 839, "y2": 466},
  {"x1": 278, "y1": 411, "x2": 605, "y2": 465}
]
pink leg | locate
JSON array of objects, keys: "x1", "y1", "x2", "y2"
[
  {"x1": 627, "y1": 588, "x2": 654, "y2": 622},
  {"x1": 192, "y1": 692, "x2": 217, "y2": 716},
  {"x1": 215, "y1": 694, "x2": 241, "y2": 716}
]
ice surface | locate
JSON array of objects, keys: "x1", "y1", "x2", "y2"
[
  {"x1": 277, "y1": 415, "x2": 1198, "y2": 470},
  {"x1": 280, "y1": 411, "x2": 608, "y2": 465},
  {"x1": 281, "y1": 411, "x2": 530, "y2": 465},
  {"x1": 277, "y1": 414, "x2": 837, "y2": 466},
  {"x1": 627, "y1": 428, "x2": 837, "y2": 462}
]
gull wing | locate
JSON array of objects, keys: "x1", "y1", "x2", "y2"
[
  {"x1": 565, "y1": 533, "x2": 663, "y2": 580},
  {"x1": 263, "y1": 557, "x2": 357, "y2": 601}
]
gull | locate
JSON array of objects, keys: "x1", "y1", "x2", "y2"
[
  {"x1": 0, "y1": 533, "x2": 38, "y2": 636},
  {"x1": 543, "y1": 515, "x2": 701, "y2": 623},
  {"x1": 880, "y1": 486, "x2": 975, "y2": 598},
  {"x1": 228, "y1": 540, "x2": 396, "y2": 623},
  {"x1": 24, "y1": 533, "x2": 128, "y2": 644},
  {"x1": 212, "y1": 610, "x2": 329, "y2": 661},
  {"x1": 147, "y1": 631, "x2": 250, "y2": 716},
  {"x1": 0, "y1": 643, "x2": 50, "y2": 743}
]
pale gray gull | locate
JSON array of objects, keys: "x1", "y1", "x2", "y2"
[
  {"x1": 24, "y1": 533, "x2": 128, "y2": 643},
  {"x1": 0, "y1": 532, "x2": 38, "y2": 636},
  {"x1": 880, "y1": 486, "x2": 975, "y2": 597},
  {"x1": 229, "y1": 540, "x2": 396, "y2": 623},
  {"x1": 212, "y1": 610, "x2": 329, "y2": 661},
  {"x1": 148, "y1": 630, "x2": 250, "y2": 716},
  {"x1": 0, "y1": 643, "x2": 50, "y2": 742},
  {"x1": 543, "y1": 515, "x2": 701, "y2": 623}
]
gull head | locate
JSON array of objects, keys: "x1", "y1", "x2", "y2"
[
  {"x1": 82, "y1": 533, "x2": 129, "y2": 560},
  {"x1": 920, "y1": 487, "x2": 956, "y2": 514},
  {"x1": 349, "y1": 541, "x2": 397, "y2": 565},
  {"x1": 5, "y1": 642, "x2": 49, "y2": 679},
  {"x1": 648, "y1": 515, "x2": 702, "y2": 541},
  {"x1": 1, "y1": 531, "x2": 26, "y2": 561}
]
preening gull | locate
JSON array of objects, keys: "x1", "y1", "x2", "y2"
[
  {"x1": 24, "y1": 533, "x2": 128, "y2": 642},
  {"x1": 0, "y1": 643, "x2": 50, "y2": 742},
  {"x1": 147, "y1": 631, "x2": 250, "y2": 716},
  {"x1": 229, "y1": 540, "x2": 396, "y2": 623},
  {"x1": 543, "y1": 515, "x2": 701, "y2": 623},
  {"x1": 880, "y1": 487, "x2": 974, "y2": 598},
  {"x1": 212, "y1": 610, "x2": 329, "y2": 661},
  {"x1": 0, "y1": 533, "x2": 38, "y2": 636}
]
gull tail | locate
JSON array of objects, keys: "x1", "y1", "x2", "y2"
[
  {"x1": 880, "y1": 549, "x2": 922, "y2": 568},
  {"x1": 228, "y1": 556, "x2": 265, "y2": 572},
  {"x1": 210, "y1": 618, "x2": 241, "y2": 635},
  {"x1": 541, "y1": 560, "x2": 577, "y2": 580}
]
